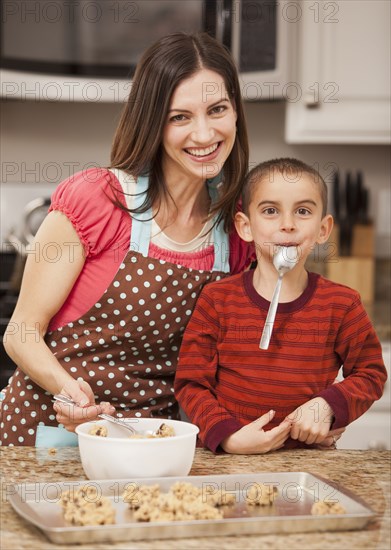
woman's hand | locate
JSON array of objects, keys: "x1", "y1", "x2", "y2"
[
  {"x1": 287, "y1": 397, "x2": 334, "y2": 445},
  {"x1": 53, "y1": 377, "x2": 115, "y2": 432},
  {"x1": 221, "y1": 410, "x2": 292, "y2": 454}
]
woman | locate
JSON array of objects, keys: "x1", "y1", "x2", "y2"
[{"x1": 0, "y1": 32, "x2": 254, "y2": 446}]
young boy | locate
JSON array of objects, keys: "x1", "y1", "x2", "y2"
[{"x1": 174, "y1": 158, "x2": 387, "y2": 454}]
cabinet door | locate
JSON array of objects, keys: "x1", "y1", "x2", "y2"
[{"x1": 285, "y1": 0, "x2": 391, "y2": 143}]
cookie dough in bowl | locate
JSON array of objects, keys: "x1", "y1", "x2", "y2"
[{"x1": 75, "y1": 418, "x2": 199, "y2": 480}]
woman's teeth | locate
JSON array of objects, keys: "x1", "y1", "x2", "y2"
[{"x1": 185, "y1": 143, "x2": 219, "y2": 157}]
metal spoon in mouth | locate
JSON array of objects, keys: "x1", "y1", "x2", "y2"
[{"x1": 259, "y1": 246, "x2": 299, "y2": 350}]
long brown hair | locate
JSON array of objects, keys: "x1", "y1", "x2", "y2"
[{"x1": 110, "y1": 32, "x2": 249, "y2": 232}]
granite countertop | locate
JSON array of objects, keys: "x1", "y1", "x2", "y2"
[{"x1": 1, "y1": 447, "x2": 390, "y2": 550}]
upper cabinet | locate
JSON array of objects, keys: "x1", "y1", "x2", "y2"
[{"x1": 285, "y1": 0, "x2": 391, "y2": 144}]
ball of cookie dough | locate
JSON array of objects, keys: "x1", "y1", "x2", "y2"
[
  {"x1": 245, "y1": 483, "x2": 277, "y2": 506},
  {"x1": 311, "y1": 500, "x2": 346, "y2": 515},
  {"x1": 88, "y1": 424, "x2": 108, "y2": 437},
  {"x1": 129, "y1": 482, "x2": 226, "y2": 522},
  {"x1": 123, "y1": 484, "x2": 160, "y2": 510},
  {"x1": 60, "y1": 486, "x2": 115, "y2": 526},
  {"x1": 155, "y1": 423, "x2": 175, "y2": 438}
]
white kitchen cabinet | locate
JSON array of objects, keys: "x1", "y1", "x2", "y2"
[
  {"x1": 338, "y1": 411, "x2": 390, "y2": 451},
  {"x1": 285, "y1": 0, "x2": 391, "y2": 144}
]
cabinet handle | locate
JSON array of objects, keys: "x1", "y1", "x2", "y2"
[{"x1": 215, "y1": 0, "x2": 232, "y2": 48}]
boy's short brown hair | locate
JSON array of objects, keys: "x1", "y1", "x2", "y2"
[{"x1": 242, "y1": 158, "x2": 328, "y2": 218}]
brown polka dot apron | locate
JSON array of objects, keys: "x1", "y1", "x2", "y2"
[{"x1": 0, "y1": 174, "x2": 230, "y2": 446}]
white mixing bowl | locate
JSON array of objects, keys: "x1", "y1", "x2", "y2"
[{"x1": 75, "y1": 418, "x2": 199, "y2": 480}]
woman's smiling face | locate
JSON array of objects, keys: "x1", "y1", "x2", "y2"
[{"x1": 161, "y1": 68, "x2": 237, "y2": 183}]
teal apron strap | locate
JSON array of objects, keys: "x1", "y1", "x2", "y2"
[
  {"x1": 207, "y1": 175, "x2": 230, "y2": 273},
  {"x1": 109, "y1": 169, "x2": 151, "y2": 257},
  {"x1": 211, "y1": 218, "x2": 229, "y2": 273},
  {"x1": 128, "y1": 175, "x2": 152, "y2": 257}
]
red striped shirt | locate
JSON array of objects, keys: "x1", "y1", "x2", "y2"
[{"x1": 175, "y1": 270, "x2": 387, "y2": 452}]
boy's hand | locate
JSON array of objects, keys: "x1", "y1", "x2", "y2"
[
  {"x1": 287, "y1": 397, "x2": 334, "y2": 445},
  {"x1": 315, "y1": 427, "x2": 346, "y2": 449},
  {"x1": 221, "y1": 410, "x2": 292, "y2": 454}
]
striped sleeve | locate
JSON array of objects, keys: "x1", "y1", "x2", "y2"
[
  {"x1": 174, "y1": 286, "x2": 242, "y2": 452},
  {"x1": 316, "y1": 293, "x2": 387, "y2": 427}
]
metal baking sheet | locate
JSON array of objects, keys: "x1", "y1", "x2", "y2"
[{"x1": 8, "y1": 472, "x2": 376, "y2": 545}]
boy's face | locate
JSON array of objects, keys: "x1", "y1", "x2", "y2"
[{"x1": 235, "y1": 172, "x2": 333, "y2": 264}]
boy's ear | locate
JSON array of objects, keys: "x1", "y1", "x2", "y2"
[
  {"x1": 317, "y1": 214, "x2": 334, "y2": 244},
  {"x1": 234, "y1": 211, "x2": 253, "y2": 242}
]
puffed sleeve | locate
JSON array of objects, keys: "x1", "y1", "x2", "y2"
[{"x1": 49, "y1": 167, "x2": 128, "y2": 258}]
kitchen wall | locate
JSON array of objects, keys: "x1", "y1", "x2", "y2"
[{"x1": 1, "y1": 98, "x2": 390, "y2": 258}]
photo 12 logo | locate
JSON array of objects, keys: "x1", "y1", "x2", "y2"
[{"x1": 1, "y1": 1, "x2": 141, "y2": 25}]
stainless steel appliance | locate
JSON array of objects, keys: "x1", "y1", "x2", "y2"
[{"x1": 1, "y1": 0, "x2": 290, "y2": 100}]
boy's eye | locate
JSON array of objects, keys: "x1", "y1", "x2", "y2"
[
  {"x1": 263, "y1": 207, "x2": 278, "y2": 215},
  {"x1": 297, "y1": 207, "x2": 311, "y2": 215}
]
